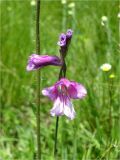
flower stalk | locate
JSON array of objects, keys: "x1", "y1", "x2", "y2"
[
  {"x1": 108, "y1": 78, "x2": 113, "y2": 137},
  {"x1": 54, "y1": 59, "x2": 67, "y2": 158},
  {"x1": 36, "y1": 0, "x2": 41, "y2": 159},
  {"x1": 54, "y1": 48, "x2": 67, "y2": 159},
  {"x1": 27, "y1": 26, "x2": 87, "y2": 158},
  {"x1": 54, "y1": 116, "x2": 59, "y2": 158},
  {"x1": 54, "y1": 30, "x2": 73, "y2": 158}
]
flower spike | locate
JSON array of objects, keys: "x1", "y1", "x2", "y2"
[{"x1": 26, "y1": 54, "x2": 62, "y2": 71}]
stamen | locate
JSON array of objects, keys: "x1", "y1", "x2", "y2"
[{"x1": 57, "y1": 85, "x2": 68, "y2": 96}]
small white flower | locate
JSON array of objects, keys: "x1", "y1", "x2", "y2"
[
  {"x1": 101, "y1": 16, "x2": 108, "y2": 26},
  {"x1": 101, "y1": 16, "x2": 108, "y2": 22},
  {"x1": 61, "y1": 0, "x2": 67, "y2": 4},
  {"x1": 117, "y1": 13, "x2": 120, "y2": 18},
  {"x1": 30, "y1": 0, "x2": 36, "y2": 6},
  {"x1": 68, "y1": 10, "x2": 74, "y2": 15},
  {"x1": 100, "y1": 63, "x2": 112, "y2": 72},
  {"x1": 68, "y1": 2, "x2": 75, "y2": 8}
]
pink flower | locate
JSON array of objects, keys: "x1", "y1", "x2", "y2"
[
  {"x1": 57, "y1": 29, "x2": 73, "y2": 47},
  {"x1": 42, "y1": 78, "x2": 87, "y2": 120},
  {"x1": 26, "y1": 54, "x2": 62, "y2": 71},
  {"x1": 57, "y1": 33, "x2": 67, "y2": 47},
  {"x1": 66, "y1": 29, "x2": 73, "y2": 38}
]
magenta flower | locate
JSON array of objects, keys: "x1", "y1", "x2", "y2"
[
  {"x1": 42, "y1": 78, "x2": 87, "y2": 120},
  {"x1": 66, "y1": 29, "x2": 73, "y2": 38},
  {"x1": 57, "y1": 29, "x2": 73, "y2": 59},
  {"x1": 26, "y1": 54, "x2": 62, "y2": 71},
  {"x1": 57, "y1": 29, "x2": 73, "y2": 47},
  {"x1": 57, "y1": 33, "x2": 66, "y2": 47}
]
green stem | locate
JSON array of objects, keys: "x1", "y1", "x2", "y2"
[
  {"x1": 108, "y1": 79, "x2": 113, "y2": 137},
  {"x1": 36, "y1": 0, "x2": 41, "y2": 159},
  {"x1": 54, "y1": 116, "x2": 59, "y2": 158},
  {"x1": 54, "y1": 27, "x2": 72, "y2": 159},
  {"x1": 54, "y1": 59, "x2": 67, "y2": 159}
]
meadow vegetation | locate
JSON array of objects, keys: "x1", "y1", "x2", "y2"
[{"x1": 0, "y1": 0, "x2": 120, "y2": 159}]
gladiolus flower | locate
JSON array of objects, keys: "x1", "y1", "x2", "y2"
[
  {"x1": 42, "y1": 78, "x2": 87, "y2": 120},
  {"x1": 57, "y1": 33, "x2": 67, "y2": 47},
  {"x1": 57, "y1": 29, "x2": 73, "y2": 47},
  {"x1": 26, "y1": 54, "x2": 62, "y2": 71},
  {"x1": 66, "y1": 29, "x2": 73, "y2": 38}
]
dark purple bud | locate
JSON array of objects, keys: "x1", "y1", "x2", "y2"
[
  {"x1": 66, "y1": 29, "x2": 73, "y2": 38},
  {"x1": 57, "y1": 33, "x2": 66, "y2": 47},
  {"x1": 26, "y1": 54, "x2": 62, "y2": 71}
]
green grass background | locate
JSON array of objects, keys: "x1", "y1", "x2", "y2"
[{"x1": 0, "y1": 0, "x2": 120, "y2": 159}]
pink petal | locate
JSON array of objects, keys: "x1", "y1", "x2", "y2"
[
  {"x1": 50, "y1": 97, "x2": 64, "y2": 116},
  {"x1": 64, "y1": 99, "x2": 76, "y2": 120},
  {"x1": 57, "y1": 78, "x2": 71, "y2": 87},
  {"x1": 26, "y1": 54, "x2": 62, "y2": 71},
  {"x1": 26, "y1": 63, "x2": 35, "y2": 71},
  {"x1": 68, "y1": 82, "x2": 87, "y2": 99},
  {"x1": 42, "y1": 86, "x2": 57, "y2": 101}
]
